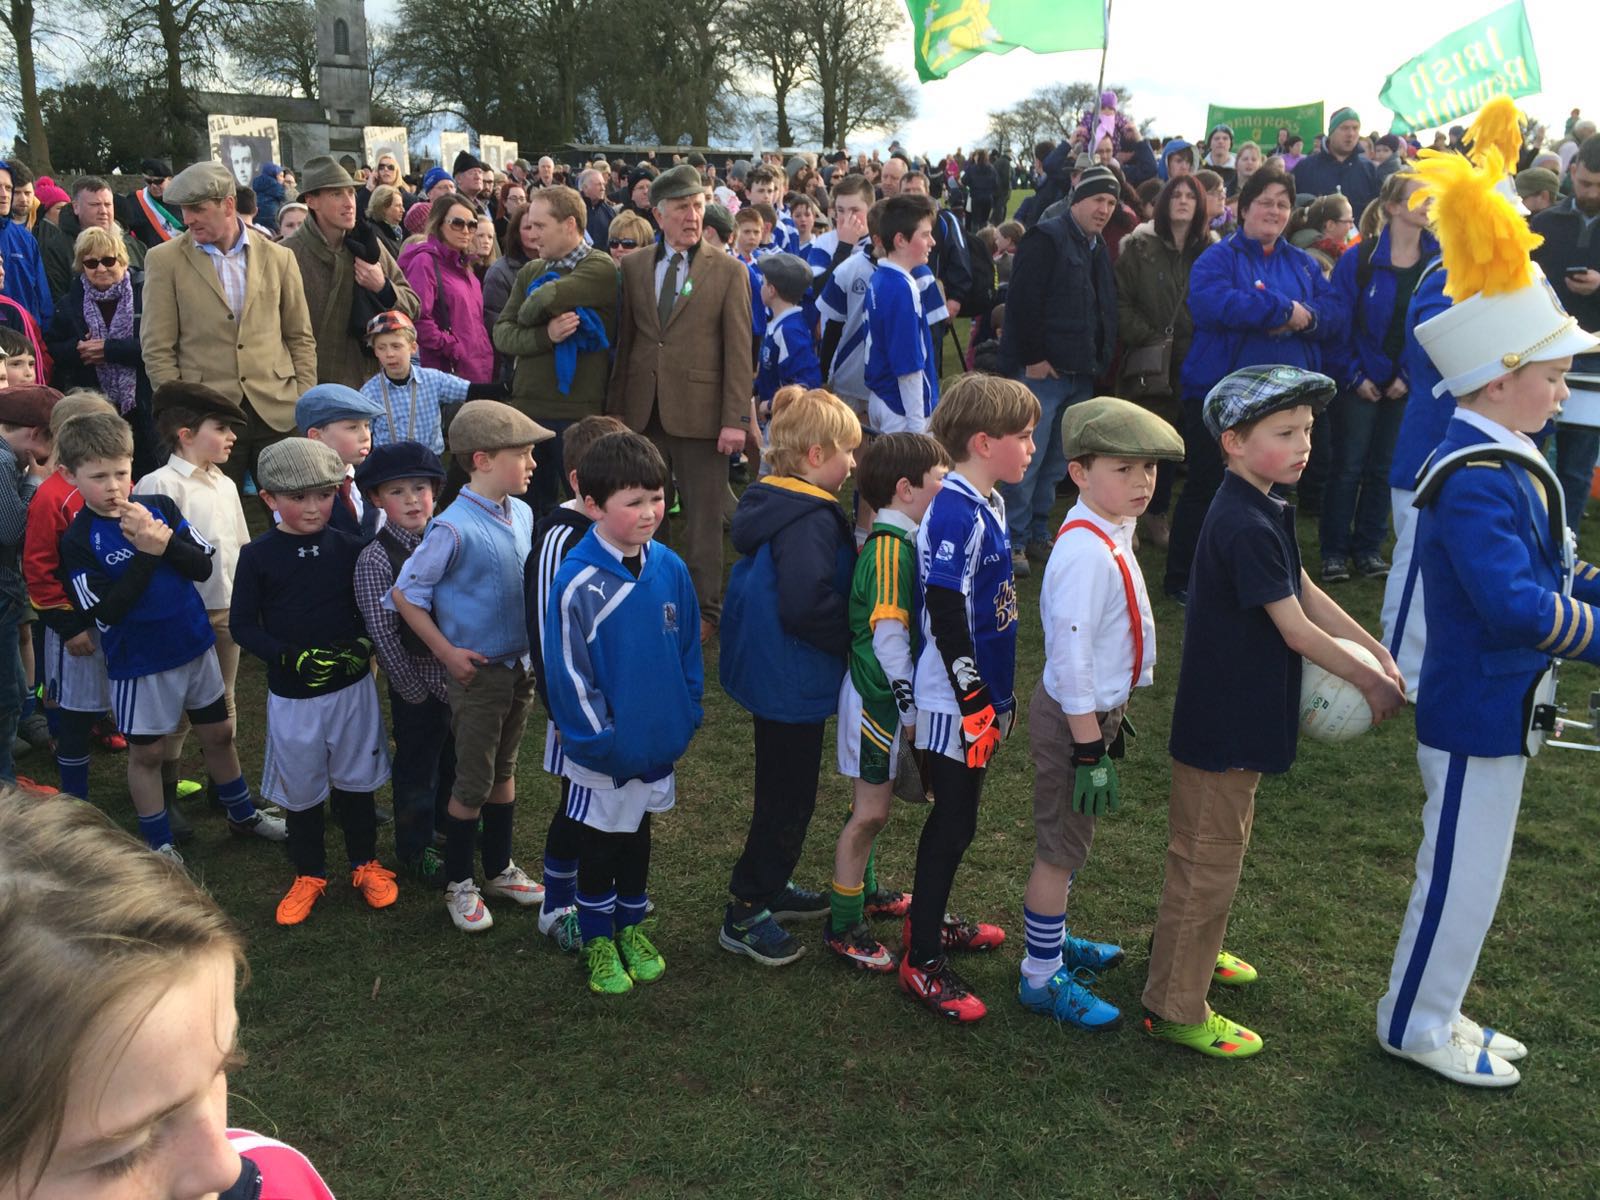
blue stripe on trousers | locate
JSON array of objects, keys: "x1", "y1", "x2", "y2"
[
  {"x1": 1388, "y1": 551, "x2": 1422, "y2": 661},
  {"x1": 1386, "y1": 751, "x2": 1468, "y2": 1050}
]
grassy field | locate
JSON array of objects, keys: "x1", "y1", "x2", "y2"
[{"x1": 62, "y1": 418, "x2": 1600, "y2": 1199}]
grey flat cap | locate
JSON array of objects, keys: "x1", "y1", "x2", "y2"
[
  {"x1": 166, "y1": 161, "x2": 236, "y2": 206},
  {"x1": 256, "y1": 437, "x2": 348, "y2": 494},
  {"x1": 650, "y1": 164, "x2": 706, "y2": 207}
]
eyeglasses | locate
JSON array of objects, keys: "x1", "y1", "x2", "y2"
[
  {"x1": 377, "y1": 162, "x2": 397, "y2": 171},
  {"x1": 144, "y1": 177, "x2": 166, "y2": 187},
  {"x1": 446, "y1": 217, "x2": 480, "y2": 231},
  {"x1": 609, "y1": 239, "x2": 638, "y2": 249},
  {"x1": 80, "y1": 256, "x2": 120, "y2": 269}
]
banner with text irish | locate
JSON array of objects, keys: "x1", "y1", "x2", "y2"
[
  {"x1": 1204, "y1": 103, "x2": 1325, "y2": 148},
  {"x1": 906, "y1": 0, "x2": 1106, "y2": 83},
  {"x1": 1378, "y1": 0, "x2": 1541, "y2": 135}
]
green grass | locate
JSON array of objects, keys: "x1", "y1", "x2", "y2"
[{"x1": 63, "y1": 459, "x2": 1600, "y2": 1200}]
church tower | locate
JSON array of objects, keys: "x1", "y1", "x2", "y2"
[{"x1": 316, "y1": 0, "x2": 371, "y2": 161}]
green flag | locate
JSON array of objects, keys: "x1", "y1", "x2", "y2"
[
  {"x1": 1205, "y1": 102, "x2": 1325, "y2": 148},
  {"x1": 906, "y1": 0, "x2": 1107, "y2": 84},
  {"x1": 1378, "y1": 0, "x2": 1541, "y2": 135}
]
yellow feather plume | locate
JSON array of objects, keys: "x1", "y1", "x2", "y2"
[
  {"x1": 1408, "y1": 145, "x2": 1542, "y2": 301},
  {"x1": 1463, "y1": 96, "x2": 1524, "y2": 171}
]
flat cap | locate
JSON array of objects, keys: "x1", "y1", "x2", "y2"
[
  {"x1": 256, "y1": 437, "x2": 347, "y2": 494},
  {"x1": 0, "y1": 385, "x2": 62, "y2": 428},
  {"x1": 448, "y1": 400, "x2": 554, "y2": 456},
  {"x1": 296, "y1": 383, "x2": 384, "y2": 433},
  {"x1": 166, "y1": 161, "x2": 235, "y2": 206},
  {"x1": 298, "y1": 154, "x2": 357, "y2": 194},
  {"x1": 1061, "y1": 396, "x2": 1185, "y2": 461},
  {"x1": 152, "y1": 381, "x2": 248, "y2": 428},
  {"x1": 755, "y1": 252, "x2": 811, "y2": 303},
  {"x1": 702, "y1": 202, "x2": 734, "y2": 239},
  {"x1": 650, "y1": 164, "x2": 704, "y2": 206},
  {"x1": 48, "y1": 391, "x2": 116, "y2": 435},
  {"x1": 1515, "y1": 167, "x2": 1561, "y2": 198},
  {"x1": 353, "y1": 440, "x2": 446, "y2": 493},
  {"x1": 1203, "y1": 365, "x2": 1335, "y2": 440}
]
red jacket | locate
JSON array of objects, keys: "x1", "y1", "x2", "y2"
[{"x1": 23, "y1": 468, "x2": 86, "y2": 637}]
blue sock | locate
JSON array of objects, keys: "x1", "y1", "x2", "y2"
[
  {"x1": 576, "y1": 889, "x2": 616, "y2": 944},
  {"x1": 1021, "y1": 906, "x2": 1066, "y2": 989},
  {"x1": 56, "y1": 752, "x2": 90, "y2": 800},
  {"x1": 542, "y1": 856, "x2": 578, "y2": 913},
  {"x1": 137, "y1": 808, "x2": 174, "y2": 850},
  {"x1": 616, "y1": 893, "x2": 649, "y2": 930},
  {"x1": 214, "y1": 775, "x2": 256, "y2": 824}
]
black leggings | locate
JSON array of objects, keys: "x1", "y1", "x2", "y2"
[
  {"x1": 286, "y1": 789, "x2": 377, "y2": 876},
  {"x1": 728, "y1": 717, "x2": 825, "y2": 907},
  {"x1": 577, "y1": 813, "x2": 651, "y2": 898},
  {"x1": 906, "y1": 755, "x2": 987, "y2": 965},
  {"x1": 546, "y1": 781, "x2": 584, "y2": 861}
]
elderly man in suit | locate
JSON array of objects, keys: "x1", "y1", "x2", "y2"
[
  {"x1": 140, "y1": 161, "x2": 318, "y2": 487},
  {"x1": 608, "y1": 163, "x2": 754, "y2": 640}
]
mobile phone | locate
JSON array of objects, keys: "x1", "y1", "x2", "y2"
[{"x1": 1567, "y1": 265, "x2": 1593, "y2": 277}]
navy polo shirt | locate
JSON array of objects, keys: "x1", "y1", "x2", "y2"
[{"x1": 1169, "y1": 470, "x2": 1304, "y2": 774}]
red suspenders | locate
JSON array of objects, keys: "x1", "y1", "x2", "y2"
[{"x1": 1055, "y1": 519, "x2": 1143, "y2": 692}]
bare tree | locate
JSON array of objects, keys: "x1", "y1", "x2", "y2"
[
  {"x1": 799, "y1": 0, "x2": 914, "y2": 148},
  {"x1": 731, "y1": 0, "x2": 811, "y2": 147},
  {"x1": 2, "y1": 0, "x2": 83, "y2": 170},
  {"x1": 221, "y1": 0, "x2": 317, "y2": 99}
]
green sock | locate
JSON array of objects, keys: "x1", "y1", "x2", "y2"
[
  {"x1": 863, "y1": 846, "x2": 879, "y2": 896},
  {"x1": 830, "y1": 880, "x2": 865, "y2": 933}
]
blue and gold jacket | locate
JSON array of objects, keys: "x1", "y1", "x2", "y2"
[{"x1": 1415, "y1": 413, "x2": 1600, "y2": 756}]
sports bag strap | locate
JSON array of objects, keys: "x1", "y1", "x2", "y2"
[{"x1": 1054, "y1": 519, "x2": 1143, "y2": 691}]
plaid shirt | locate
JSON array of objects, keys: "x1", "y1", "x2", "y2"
[
  {"x1": 353, "y1": 525, "x2": 447, "y2": 704},
  {"x1": 362, "y1": 365, "x2": 470, "y2": 454},
  {"x1": 196, "y1": 219, "x2": 250, "y2": 317},
  {"x1": 547, "y1": 241, "x2": 591, "y2": 274}
]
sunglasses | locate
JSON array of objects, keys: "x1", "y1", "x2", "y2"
[
  {"x1": 609, "y1": 238, "x2": 639, "y2": 249},
  {"x1": 446, "y1": 216, "x2": 480, "y2": 231},
  {"x1": 80, "y1": 256, "x2": 120, "y2": 269}
]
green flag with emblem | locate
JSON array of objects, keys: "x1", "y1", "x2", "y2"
[{"x1": 905, "y1": 0, "x2": 1107, "y2": 83}]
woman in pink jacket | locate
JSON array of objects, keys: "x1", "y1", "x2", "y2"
[{"x1": 397, "y1": 195, "x2": 495, "y2": 382}]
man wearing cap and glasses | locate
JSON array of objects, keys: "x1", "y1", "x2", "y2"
[
  {"x1": 608, "y1": 163, "x2": 754, "y2": 642},
  {"x1": 120, "y1": 159, "x2": 185, "y2": 249},
  {"x1": 140, "y1": 161, "x2": 317, "y2": 493},
  {"x1": 285, "y1": 155, "x2": 419, "y2": 390}
]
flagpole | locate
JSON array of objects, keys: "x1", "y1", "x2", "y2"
[{"x1": 1094, "y1": 0, "x2": 1114, "y2": 105}]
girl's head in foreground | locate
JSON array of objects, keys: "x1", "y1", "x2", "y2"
[{"x1": 0, "y1": 793, "x2": 247, "y2": 1200}]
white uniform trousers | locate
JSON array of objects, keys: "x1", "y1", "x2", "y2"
[
  {"x1": 1380, "y1": 488, "x2": 1426, "y2": 702},
  {"x1": 1376, "y1": 745, "x2": 1525, "y2": 1053}
]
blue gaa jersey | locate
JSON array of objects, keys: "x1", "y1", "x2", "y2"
[
  {"x1": 819, "y1": 242, "x2": 947, "y2": 405},
  {"x1": 864, "y1": 260, "x2": 940, "y2": 421},
  {"x1": 61, "y1": 493, "x2": 215, "y2": 680},
  {"x1": 756, "y1": 308, "x2": 823, "y2": 404},
  {"x1": 914, "y1": 471, "x2": 1017, "y2": 716}
]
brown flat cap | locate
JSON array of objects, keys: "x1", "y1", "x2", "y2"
[
  {"x1": 448, "y1": 400, "x2": 554, "y2": 456},
  {"x1": 152, "y1": 381, "x2": 248, "y2": 428},
  {"x1": 0, "y1": 385, "x2": 62, "y2": 429}
]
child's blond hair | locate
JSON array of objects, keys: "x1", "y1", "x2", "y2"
[
  {"x1": 765, "y1": 387, "x2": 862, "y2": 477},
  {"x1": 929, "y1": 373, "x2": 1040, "y2": 462}
]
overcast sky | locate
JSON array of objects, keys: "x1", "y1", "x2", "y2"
[{"x1": 7, "y1": 0, "x2": 1587, "y2": 156}]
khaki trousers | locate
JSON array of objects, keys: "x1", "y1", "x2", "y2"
[
  {"x1": 646, "y1": 415, "x2": 729, "y2": 623},
  {"x1": 1142, "y1": 758, "x2": 1260, "y2": 1024}
]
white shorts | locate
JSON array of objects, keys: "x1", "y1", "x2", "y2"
[
  {"x1": 112, "y1": 650, "x2": 226, "y2": 737},
  {"x1": 915, "y1": 705, "x2": 1016, "y2": 766},
  {"x1": 261, "y1": 677, "x2": 392, "y2": 812},
  {"x1": 561, "y1": 761, "x2": 675, "y2": 834},
  {"x1": 542, "y1": 719, "x2": 563, "y2": 777},
  {"x1": 866, "y1": 395, "x2": 929, "y2": 436},
  {"x1": 44, "y1": 625, "x2": 110, "y2": 713},
  {"x1": 835, "y1": 674, "x2": 905, "y2": 783}
]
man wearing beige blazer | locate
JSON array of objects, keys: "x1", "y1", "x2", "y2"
[
  {"x1": 141, "y1": 161, "x2": 318, "y2": 488},
  {"x1": 608, "y1": 164, "x2": 753, "y2": 636}
]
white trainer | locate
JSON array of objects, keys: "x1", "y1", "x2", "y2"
[
  {"x1": 1455, "y1": 1015, "x2": 1527, "y2": 1063},
  {"x1": 154, "y1": 843, "x2": 185, "y2": 866},
  {"x1": 1380, "y1": 1031, "x2": 1520, "y2": 1088},
  {"x1": 445, "y1": 880, "x2": 494, "y2": 933},
  {"x1": 482, "y1": 862, "x2": 544, "y2": 907},
  {"x1": 228, "y1": 810, "x2": 288, "y2": 842}
]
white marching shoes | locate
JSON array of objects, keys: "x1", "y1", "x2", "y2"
[{"x1": 1381, "y1": 1025, "x2": 1522, "y2": 1088}]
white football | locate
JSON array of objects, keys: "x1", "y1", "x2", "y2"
[{"x1": 1299, "y1": 637, "x2": 1381, "y2": 743}]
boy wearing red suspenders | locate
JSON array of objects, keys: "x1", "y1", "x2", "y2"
[{"x1": 1019, "y1": 397, "x2": 1184, "y2": 1030}]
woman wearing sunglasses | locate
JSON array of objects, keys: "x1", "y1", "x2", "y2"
[
  {"x1": 397, "y1": 196, "x2": 495, "y2": 383},
  {"x1": 43, "y1": 225, "x2": 159, "y2": 476},
  {"x1": 604, "y1": 210, "x2": 654, "y2": 266}
]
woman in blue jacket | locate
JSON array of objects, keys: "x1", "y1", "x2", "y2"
[
  {"x1": 1162, "y1": 166, "x2": 1346, "y2": 602},
  {"x1": 1319, "y1": 172, "x2": 1436, "y2": 582}
]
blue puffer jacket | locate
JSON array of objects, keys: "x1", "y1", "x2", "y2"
[
  {"x1": 251, "y1": 165, "x2": 285, "y2": 231},
  {"x1": 1387, "y1": 259, "x2": 1453, "y2": 490},
  {"x1": 1331, "y1": 227, "x2": 1440, "y2": 391},
  {"x1": 1180, "y1": 231, "x2": 1348, "y2": 398},
  {"x1": 720, "y1": 476, "x2": 855, "y2": 723}
]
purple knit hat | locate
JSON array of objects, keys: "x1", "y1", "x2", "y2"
[{"x1": 1100, "y1": 90, "x2": 1118, "y2": 110}]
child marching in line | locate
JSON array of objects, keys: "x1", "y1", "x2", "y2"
[
  {"x1": 525, "y1": 412, "x2": 630, "y2": 951},
  {"x1": 1375, "y1": 145, "x2": 1600, "y2": 1087},
  {"x1": 24, "y1": 391, "x2": 125, "y2": 803},
  {"x1": 230, "y1": 438, "x2": 394, "y2": 923},
  {"x1": 1143, "y1": 366, "x2": 1405, "y2": 1058},
  {"x1": 899, "y1": 374, "x2": 1039, "y2": 1022},
  {"x1": 544, "y1": 431, "x2": 703, "y2": 994},
  {"x1": 1019, "y1": 398, "x2": 1183, "y2": 1031},
  {"x1": 826, "y1": 431, "x2": 949, "y2": 972}
]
